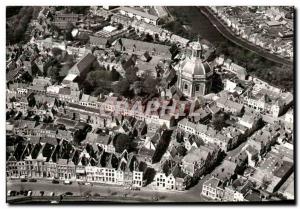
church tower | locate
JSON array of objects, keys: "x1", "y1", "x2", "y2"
[{"x1": 176, "y1": 37, "x2": 213, "y2": 98}]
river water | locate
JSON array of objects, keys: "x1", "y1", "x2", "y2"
[{"x1": 168, "y1": 6, "x2": 226, "y2": 44}]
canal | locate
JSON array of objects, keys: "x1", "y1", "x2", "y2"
[
  {"x1": 165, "y1": 6, "x2": 293, "y2": 91},
  {"x1": 166, "y1": 6, "x2": 227, "y2": 44}
]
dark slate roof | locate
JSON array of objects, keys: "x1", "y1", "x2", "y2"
[
  {"x1": 71, "y1": 53, "x2": 96, "y2": 73},
  {"x1": 89, "y1": 36, "x2": 108, "y2": 46},
  {"x1": 118, "y1": 38, "x2": 171, "y2": 57}
]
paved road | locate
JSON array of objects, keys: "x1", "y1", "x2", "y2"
[
  {"x1": 199, "y1": 7, "x2": 293, "y2": 67},
  {"x1": 7, "y1": 179, "x2": 209, "y2": 202}
]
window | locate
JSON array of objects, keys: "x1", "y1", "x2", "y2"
[
  {"x1": 184, "y1": 84, "x2": 188, "y2": 90},
  {"x1": 195, "y1": 85, "x2": 200, "y2": 92}
]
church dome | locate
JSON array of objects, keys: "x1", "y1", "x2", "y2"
[
  {"x1": 179, "y1": 39, "x2": 212, "y2": 78},
  {"x1": 180, "y1": 58, "x2": 212, "y2": 77}
]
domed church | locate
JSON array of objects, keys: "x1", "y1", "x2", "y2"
[{"x1": 176, "y1": 38, "x2": 213, "y2": 98}]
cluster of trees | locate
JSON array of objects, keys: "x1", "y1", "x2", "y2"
[
  {"x1": 212, "y1": 112, "x2": 229, "y2": 131},
  {"x1": 163, "y1": 21, "x2": 195, "y2": 40},
  {"x1": 82, "y1": 66, "x2": 121, "y2": 96},
  {"x1": 215, "y1": 41, "x2": 293, "y2": 91},
  {"x1": 113, "y1": 59, "x2": 160, "y2": 98},
  {"x1": 113, "y1": 133, "x2": 136, "y2": 153},
  {"x1": 65, "y1": 6, "x2": 90, "y2": 15},
  {"x1": 162, "y1": 7, "x2": 198, "y2": 40},
  {"x1": 6, "y1": 7, "x2": 41, "y2": 44}
]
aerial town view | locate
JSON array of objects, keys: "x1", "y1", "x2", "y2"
[{"x1": 6, "y1": 6, "x2": 294, "y2": 204}]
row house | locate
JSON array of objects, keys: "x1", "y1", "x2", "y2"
[
  {"x1": 242, "y1": 88, "x2": 293, "y2": 118},
  {"x1": 84, "y1": 151, "x2": 144, "y2": 187},
  {"x1": 152, "y1": 172, "x2": 176, "y2": 190},
  {"x1": 7, "y1": 141, "x2": 148, "y2": 188},
  {"x1": 237, "y1": 111, "x2": 262, "y2": 136},
  {"x1": 58, "y1": 87, "x2": 81, "y2": 103},
  {"x1": 57, "y1": 159, "x2": 76, "y2": 181},
  {"x1": 249, "y1": 151, "x2": 293, "y2": 193},
  {"x1": 102, "y1": 97, "x2": 175, "y2": 128},
  {"x1": 215, "y1": 97, "x2": 244, "y2": 116},
  {"x1": 6, "y1": 155, "x2": 18, "y2": 178},
  {"x1": 12, "y1": 97, "x2": 29, "y2": 113},
  {"x1": 66, "y1": 46, "x2": 92, "y2": 59},
  {"x1": 223, "y1": 178, "x2": 255, "y2": 202},
  {"x1": 79, "y1": 94, "x2": 102, "y2": 108},
  {"x1": 85, "y1": 166, "x2": 116, "y2": 184},
  {"x1": 247, "y1": 123, "x2": 282, "y2": 156},
  {"x1": 12, "y1": 142, "x2": 34, "y2": 178},
  {"x1": 118, "y1": 7, "x2": 159, "y2": 25},
  {"x1": 24, "y1": 142, "x2": 56, "y2": 178},
  {"x1": 181, "y1": 144, "x2": 220, "y2": 178},
  {"x1": 153, "y1": 160, "x2": 192, "y2": 191},
  {"x1": 8, "y1": 83, "x2": 29, "y2": 95},
  {"x1": 35, "y1": 37, "x2": 66, "y2": 51},
  {"x1": 201, "y1": 177, "x2": 225, "y2": 200},
  {"x1": 12, "y1": 120, "x2": 36, "y2": 136},
  {"x1": 113, "y1": 38, "x2": 172, "y2": 60},
  {"x1": 177, "y1": 118, "x2": 232, "y2": 151},
  {"x1": 130, "y1": 20, "x2": 173, "y2": 42},
  {"x1": 65, "y1": 102, "x2": 113, "y2": 128},
  {"x1": 110, "y1": 13, "x2": 132, "y2": 28},
  {"x1": 32, "y1": 123, "x2": 59, "y2": 138},
  {"x1": 83, "y1": 132, "x2": 115, "y2": 153},
  {"x1": 89, "y1": 36, "x2": 109, "y2": 49}
]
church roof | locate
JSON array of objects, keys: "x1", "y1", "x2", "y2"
[
  {"x1": 180, "y1": 58, "x2": 211, "y2": 77},
  {"x1": 179, "y1": 40, "x2": 212, "y2": 78}
]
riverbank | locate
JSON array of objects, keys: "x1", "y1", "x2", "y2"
[
  {"x1": 165, "y1": 6, "x2": 293, "y2": 91},
  {"x1": 200, "y1": 7, "x2": 293, "y2": 67}
]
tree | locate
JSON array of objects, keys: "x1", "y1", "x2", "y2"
[
  {"x1": 125, "y1": 67, "x2": 139, "y2": 83},
  {"x1": 212, "y1": 112, "x2": 227, "y2": 131},
  {"x1": 113, "y1": 133, "x2": 132, "y2": 153},
  {"x1": 47, "y1": 65, "x2": 61, "y2": 82},
  {"x1": 177, "y1": 145, "x2": 187, "y2": 157},
  {"x1": 144, "y1": 33, "x2": 154, "y2": 42},
  {"x1": 176, "y1": 131, "x2": 184, "y2": 143},
  {"x1": 113, "y1": 79, "x2": 130, "y2": 96},
  {"x1": 27, "y1": 94, "x2": 36, "y2": 107},
  {"x1": 52, "y1": 47, "x2": 63, "y2": 57},
  {"x1": 117, "y1": 23, "x2": 123, "y2": 30},
  {"x1": 111, "y1": 68, "x2": 120, "y2": 81},
  {"x1": 64, "y1": 22, "x2": 74, "y2": 41},
  {"x1": 142, "y1": 77, "x2": 159, "y2": 95}
]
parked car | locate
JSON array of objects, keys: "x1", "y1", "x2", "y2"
[
  {"x1": 20, "y1": 179, "x2": 28, "y2": 182},
  {"x1": 52, "y1": 180, "x2": 59, "y2": 184},
  {"x1": 64, "y1": 192, "x2": 73, "y2": 196},
  {"x1": 7, "y1": 190, "x2": 11, "y2": 197},
  {"x1": 9, "y1": 191, "x2": 17, "y2": 196},
  {"x1": 63, "y1": 180, "x2": 72, "y2": 185},
  {"x1": 84, "y1": 182, "x2": 92, "y2": 186},
  {"x1": 29, "y1": 179, "x2": 37, "y2": 182},
  {"x1": 130, "y1": 187, "x2": 140, "y2": 191}
]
